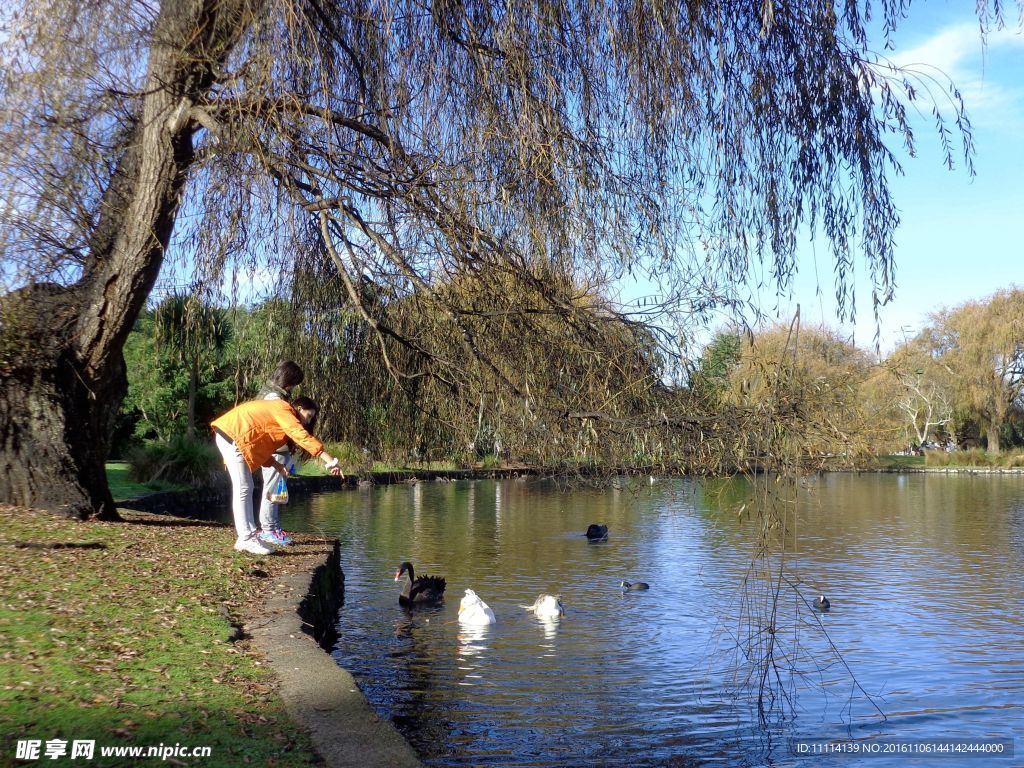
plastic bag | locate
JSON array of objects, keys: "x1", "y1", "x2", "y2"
[{"x1": 268, "y1": 474, "x2": 289, "y2": 504}]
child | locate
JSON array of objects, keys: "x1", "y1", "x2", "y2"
[
  {"x1": 211, "y1": 396, "x2": 343, "y2": 555},
  {"x1": 257, "y1": 361, "x2": 304, "y2": 546}
]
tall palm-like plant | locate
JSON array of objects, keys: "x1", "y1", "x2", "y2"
[{"x1": 153, "y1": 295, "x2": 231, "y2": 439}]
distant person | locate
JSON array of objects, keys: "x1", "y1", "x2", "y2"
[
  {"x1": 211, "y1": 396, "x2": 343, "y2": 555},
  {"x1": 257, "y1": 361, "x2": 304, "y2": 546}
]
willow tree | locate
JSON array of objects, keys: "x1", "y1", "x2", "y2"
[
  {"x1": 880, "y1": 335, "x2": 957, "y2": 448},
  {"x1": 0, "y1": 0, "x2": 1003, "y2": 517},
  {"x1": 927, "y1": 290, "x2": 1024, "y2": 453},
  {"x1": 722, "y1": 321, "x2": 880, "y2": 467}
]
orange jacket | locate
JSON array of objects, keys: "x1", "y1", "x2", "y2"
[{"x1": 211, "y1": 399, "x2": 325, "y2": 471}]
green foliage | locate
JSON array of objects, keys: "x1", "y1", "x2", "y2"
[
  {"x1": 226, "y1": 299, "x2": 298, "y2": 399},
  {"x1": 364, "y1": 403, "x2": 392, "y2": 455},
  {"x1": 999, "y1": 413, "x2": 1024, "y2": 450},
  {"x1": 330, "y1": 441, "x2": 369, "y2": 472},
  {"x1": 690, "y1": 331, "x2": 742, "y2": 403},
  {"x1": 123, "y1": 307, "x2": 235, "y2": 442},
  {"x1": 126, "y1": 436, "x2": 222, "y2": 487},
  {"x1": 722, "y1": 324, "x2": 879, "y2": 467}
]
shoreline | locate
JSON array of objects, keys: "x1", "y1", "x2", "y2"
[
  {"x1": 117, "y1": 463, "x2": 1024, "y2": 517},
  {"x1": 856, "y1": 466, "x2": 1024, "y2": 475},
  {"x1": 247, "y1": 541, "x2": 423, "y2": 768}
]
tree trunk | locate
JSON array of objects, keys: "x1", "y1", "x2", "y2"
[
  {"x1": 0, "y1": 0, "x2": 256, "y2": 518},
  {"x1": 0, "y1": 286, "x2": 123, "y2": 518},
  {"x1": 985, "y1": 423, "x2": 1001, "y2": 454},
  {"x1": 187, "y1": 355, "x2": 199, "y2": 439}
]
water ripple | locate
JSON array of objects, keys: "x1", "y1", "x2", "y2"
[{"x1": 292, "y1": 474, "x2": 1024, "y2": 767}]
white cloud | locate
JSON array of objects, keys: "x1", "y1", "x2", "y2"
[{"x1": 886, "y1": 22, "x2": 1024, "y2": 124}]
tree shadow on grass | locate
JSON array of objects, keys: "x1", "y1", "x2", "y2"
[{"x1": 117, "y1": 517, "x2": 226, "y2": 528}]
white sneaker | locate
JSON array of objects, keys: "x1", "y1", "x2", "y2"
[{"x1": 233, "y1": 535, "x2": 274, "y2": 555}]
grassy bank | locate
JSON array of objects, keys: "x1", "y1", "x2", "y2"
[
  {"x1": 870, "y1": 451, "x2": 1024, "y2": 470},
  {"x1": 924, "y1": 448, "x2": 1024, "y2": 468},
  {"x1": 0, "y1": 505, "x2": 329, "y2": 767},
  {"x1": 106, "y1": 462, "x2": 187, "y2": 501},
  {"x1": 872, "y1": 455, "x2": 926, "y2": 469}
]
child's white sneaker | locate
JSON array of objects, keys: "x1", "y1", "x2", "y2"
[{"x1": 234, "y1": 535, "x2": 273, "y2": 555}]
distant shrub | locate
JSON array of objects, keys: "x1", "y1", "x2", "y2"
[
  {"x1": 127, "y1": 435, "x2": 221, "y2": 486},
  {"x1": 924, "y1": 448, "x2": 1024, "y2": 468},
  {"x1": 999, "y1": 452, "x2": 1024, "y2": 468},
  {"x1": 923, "y1": 450, "x2": 952, "y2": 466},
  {"x1": 960, "y1": 448, "x2": 991, "y2": 466}
]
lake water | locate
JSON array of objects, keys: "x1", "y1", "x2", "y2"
[{"x1": 282, "y1": 474, "x2": 1024, "y2": 766}]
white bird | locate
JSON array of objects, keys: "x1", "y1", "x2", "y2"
[
  {"x1": 458, "y1": 589, "x2": 496, "y2": 625},
  {"x1": 523, "y1": 594, "x2": 565, "y2": 619}
]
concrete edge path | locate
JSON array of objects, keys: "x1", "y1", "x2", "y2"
[{"x1": 248, "y1": 565, "x2": 424, "y2": 768}]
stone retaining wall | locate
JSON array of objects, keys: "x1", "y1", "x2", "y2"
[{"x1": 298, "y1": 538, "x2": 343, "y2": 650}]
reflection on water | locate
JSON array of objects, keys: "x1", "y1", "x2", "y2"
[
  {"x1": 284, "y1": 474, "x2": 1024, "y2": 767},
  {"x1": 457, "y1": 624, "x2": 490, "y2": 666}
]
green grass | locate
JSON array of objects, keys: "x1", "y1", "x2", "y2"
[
  {"x1": 291, "y1": 444, "x2": 462, "y2": 477},
  {"x1": 106, "y1": 463, "x2": 186, "y2": 501},
  {"x1": 478, "y1": 454, "x2": 503, "y2": 470},
  {"x1": 873, "y1": 454, "x2": 926, "y2": 469},
  {"x1": 373, "y1": 460, "x2": 461, "y2": 472},
  {"x1": 0, "y1": 506, "x2": 323, "y2": 767}
]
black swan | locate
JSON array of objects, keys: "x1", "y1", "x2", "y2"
[
  {"x1": 814, "y1": 595, "x2": 830, "y2": 612},
  {"x1": 621, "y1": 581, "x2": 649, "y2": 591},
  {"x1": 585, "y1": 524, "x2": 608, "y2": 540},
  {"x1": 394, "y1": 562, "x2": 446, "y2": 605}
]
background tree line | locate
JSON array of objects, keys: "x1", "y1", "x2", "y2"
[
  {"x1": 123, "y1": 284, "x2": 1024, "y2": 472},
  {"x1": 689, "y1": 288, "x2": 1024, "y2": 458}
]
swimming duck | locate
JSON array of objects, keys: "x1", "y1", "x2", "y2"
[
  {"x1": 585, "y1": 524, "x2": 608, "y2": 540},
  {"x1": 394, "y1": 562, "x2": 446, "y2": 606},
  {"x1": 621, "y1": 581, "x2": 649, "y2": 591},
  {"x1": 814, "y1": 595, "x2": 830, "y2": 612},
  {"x1": 524, "y1": 594, "x2": 565, "y2": 619},
  {"x1": 458, "y1": 589, "x2": 496, "y2": 625}
]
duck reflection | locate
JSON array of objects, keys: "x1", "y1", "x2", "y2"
[
  {"x1": 457, "y1": 622, "x2": 491, "y2": 659},
  {"x1": 538, "y1": 616, "x2": 560, "y2": 645}
]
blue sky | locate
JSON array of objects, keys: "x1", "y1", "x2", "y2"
[{"x1": 752, "y1": 4, "x2": 1024, "y2": 354}]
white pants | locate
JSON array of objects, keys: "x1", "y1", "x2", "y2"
[
  {"x1": 215, "y1": 433, "x2": 257, "y2": 540},
  {"x1": 259, "y1": 451, "x2": 290, "y2": 531}
]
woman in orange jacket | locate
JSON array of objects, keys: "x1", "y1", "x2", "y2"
[{"x1": 211, "y1": 396, "x2": 343, "y2": 555}]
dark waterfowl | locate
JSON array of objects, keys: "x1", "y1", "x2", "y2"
[
  {"x1": 620, "y1": 581, "x2": 649, "y2": 591},
  {"x1": 814, "y1": 595, "x2": 830, "y2": 612},
  {"x1": 394, "y1": 561, "x2": 446, "y2": 605},
  {"x1": 585, "y1": 524, "x2": 608, "y2": 540}
]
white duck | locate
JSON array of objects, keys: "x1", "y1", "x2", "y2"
[
  {"x1": 458, "y1": 589, "x2": 496, "y2": 625},
  {"x1": 524, "y1": 594, "x2": 565, "y2": 619}
]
